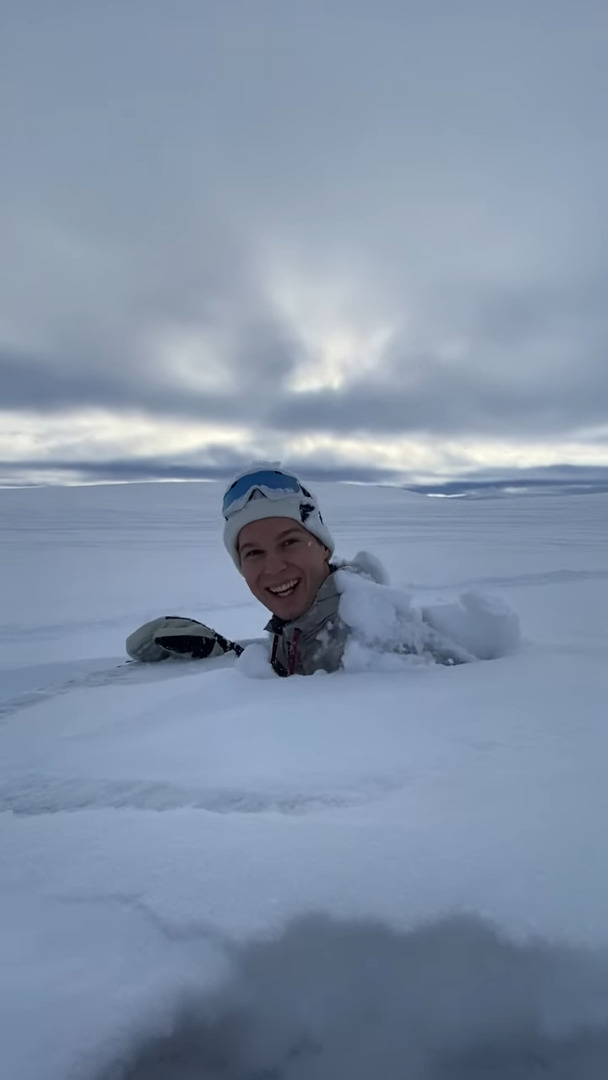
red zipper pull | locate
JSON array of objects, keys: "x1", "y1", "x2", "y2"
[{"x1": 288, "y1": 629, "x2": 302, "y2": 676}]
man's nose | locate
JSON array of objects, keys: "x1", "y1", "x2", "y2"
[{"x1": 264, "y1": 548, "x2": 289, "y2": 573}]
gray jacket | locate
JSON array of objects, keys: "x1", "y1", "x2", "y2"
[{"x1": 265, "y1": 568, "x2": 347, "y2": 677}]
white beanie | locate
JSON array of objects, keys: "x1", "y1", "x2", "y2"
[{"x1": 222, "y1": 462, "x2": 335, "y2": 571}]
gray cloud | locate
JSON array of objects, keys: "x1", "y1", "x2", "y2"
[
  {"x1": 3, "y1": 264, "x2": 607, "y2": 439},
  {"x1": 2, "y1": 453, "x2": 608, "y2": 500},
  {"x1": 0, "y1": 450, "x2": 406, "y2": 486},
  {"x1": 1, "y1": 1, "x2": 608, "y2": 477}
]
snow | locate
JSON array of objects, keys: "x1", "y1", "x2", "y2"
[
  {"x1": 336, "y1": 565, "x2": 522, "y2": 667},
  {"x1": 2, "y1": 482, "x2": 608, "y2": 1079}
]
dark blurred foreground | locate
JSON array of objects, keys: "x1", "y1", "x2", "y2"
[{"x1": 98, "y1": 914, "x2": 608, "y2": 1080}]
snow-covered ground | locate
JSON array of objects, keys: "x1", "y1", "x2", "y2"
[{"x1": 2, "y1": 481, "x2": 608, "y2": 1079}]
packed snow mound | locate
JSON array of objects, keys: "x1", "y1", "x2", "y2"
[
  {"x1": 237, "y1": 641, "x2": 278, "y2": 679},
  {"x1": 336, "y1": 559, "x2": 521, "y2": 672},
  {"x1": 422, "y1": 590, "x2": 522, "y2": 661}
]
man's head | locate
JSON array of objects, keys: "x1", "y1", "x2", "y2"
[
  {"x1": 238, "y1": 517, "x2": 331, "y2": 619},
  {"x1": 222, "y1": 463, "x2": 334, "y2": 619}
]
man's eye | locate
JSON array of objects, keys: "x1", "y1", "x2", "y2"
[
  {"x1": 283, "y1": 537, "x2": 298, "y2": 547},
  {"x1": 244, "y1": 549, "x2": 261, "y2": 559}
]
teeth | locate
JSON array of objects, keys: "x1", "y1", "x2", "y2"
[{"x1": 269, "y1": 579, "x2": 299, "y2": 595}]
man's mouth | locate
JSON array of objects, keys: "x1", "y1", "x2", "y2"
[{"x1": 267, "y1": 578, "x2": 300, "y2": 599}]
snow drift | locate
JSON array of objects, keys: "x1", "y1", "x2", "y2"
[{"x1": 2, "y1": 481, "x2": 608, "y2": 1080}]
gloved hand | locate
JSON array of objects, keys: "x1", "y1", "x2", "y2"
[{"x1": 126, "y1": 616, "x2": 243, "y2": 663}]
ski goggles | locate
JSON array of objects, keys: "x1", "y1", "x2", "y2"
[{"x1": 222, "y1": 469, "x2": 307, "y2": 519}]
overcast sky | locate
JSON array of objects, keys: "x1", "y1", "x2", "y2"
[{"x1": 1, "y1": 0, "x2": 607, "y2": 486}]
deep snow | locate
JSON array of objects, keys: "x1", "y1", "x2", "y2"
[{"x1": 1, "y1": 481, "x2": 608, "y2": 1079}]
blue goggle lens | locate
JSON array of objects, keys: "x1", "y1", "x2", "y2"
[{"x1": 222, "y1": 470, "x2": 303, "y2": 516}]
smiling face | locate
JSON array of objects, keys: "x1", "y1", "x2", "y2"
[{"x1": 238, "y1": 517, "x2": 331, "y2": 620}]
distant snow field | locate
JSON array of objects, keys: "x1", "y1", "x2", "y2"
[{"x1": 2, "y1": 482, "x2": 608, "y2": 1079}]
